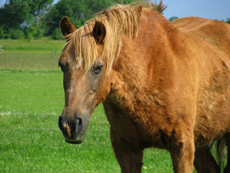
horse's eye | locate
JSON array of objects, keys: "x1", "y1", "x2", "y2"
[{"x1": 94, "y1": 65, "x2": 104, "y2": 74}]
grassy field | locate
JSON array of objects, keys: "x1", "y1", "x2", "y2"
[{"x1": 0, "y1": 39, "x2": 174, "y2": 172}]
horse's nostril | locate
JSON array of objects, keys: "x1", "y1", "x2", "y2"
[
  {"x1": 58, "y1": 116, "x2": 64, "y2": 130},
  {"x1": 75, "y1": 118, "x2": 83, "y2": 133},
  {"x1": 76, "y1": 118, "x2": 82, "y2": 126},
  {"x1": 59, "y1": 116, "x2": 62, "y2": 122}
]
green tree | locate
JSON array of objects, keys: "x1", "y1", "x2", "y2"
[
  {"x1": 0, "y1": 0, "x2": 53, "y2": 39},
  {"x1": 169, "y1": 16, "x2": 179, "y2": 22},
  {"x1": 226, "y1": 18, "x2": 230, "y2": 24},
  {"x1": 0, "y1": 1, "x2": 29, "y2": 38}
]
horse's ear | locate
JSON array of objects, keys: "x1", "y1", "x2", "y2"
[
  {"x1": 93, "y1": 21, "x2": 106, "y2": 44},
  {"x1": 135, "y1": 5, "x2": 142, "y2": 13},
  {"x1": 60, "y1": 17, "x2": 76, "y2": 37}
]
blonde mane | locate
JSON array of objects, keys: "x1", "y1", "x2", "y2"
[{"x1": 64, "y1": 1, "x2": 166, "y2": 73}]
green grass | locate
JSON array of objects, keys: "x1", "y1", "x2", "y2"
[
  {"x1": 0, "y1": 39, "x2": 64, "y2": 70},
  {"x1": 0, "y1": 39, "x2": 174, "y2": 172},
  {"x1": 0, "y1": 39, "x2": 64, "y2": 51}
]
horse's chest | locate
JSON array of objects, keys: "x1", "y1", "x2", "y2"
[{"x1": 103, "y1": 101, "x2": 148, "y2": 145}]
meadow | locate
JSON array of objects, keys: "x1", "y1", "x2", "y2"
[{"x1": 0, "y1": 39, "x2": 190, "y2": 172}]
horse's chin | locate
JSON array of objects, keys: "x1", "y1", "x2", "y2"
[
  {"x1": 65, "y1": 139, "x2": 83, "y2": 144},
  {"x1": 64, "y1": 135, "x2": 85, "y2": 144}
]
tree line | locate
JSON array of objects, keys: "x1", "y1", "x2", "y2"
[
  {"x1": 0, "y1": 0, "x2": 134, "y2": 39},
  {"x1": 0, "y1": 0, "x2": 229, "y2": 40}
]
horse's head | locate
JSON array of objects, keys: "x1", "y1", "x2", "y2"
[
  {"x1": 58, "y1": 17, "x2": 110, "y2": 144},
  {"x1": 58, "y1": 5, "x2": 144, "y2": 143}
]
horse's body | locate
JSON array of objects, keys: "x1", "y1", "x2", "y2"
[{"x1": 58, "y1": 2, "x2": 230, "y2": 173}]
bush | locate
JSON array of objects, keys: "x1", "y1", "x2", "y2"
[
  {"x1": 9, "y1": 29, "x2": 25, "y2": 39},
  {"x1": 226, "y1": 18, "x2": 230, "y2": 24},
  {"x1": 0, "y1": 26, "x2": 5, "y2": 39},
  {"x1": 23, "y1": 25, "x2": 46, "y2": 40},
  {"x1": 51, "y1": 28, "x2": 63, "y2": 40}
]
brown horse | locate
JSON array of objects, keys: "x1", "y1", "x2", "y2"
[{"x1": 58, "y1": 1, "x2": 230, "y2": 172}]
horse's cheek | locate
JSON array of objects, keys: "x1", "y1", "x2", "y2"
[{"x1": 95, "y1": 79, "x2": 111, "y2": 106}]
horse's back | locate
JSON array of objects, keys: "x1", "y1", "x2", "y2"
[
  {"x1": 172, "y1": 17, "x2": 230, "y2": 56},
  {"x1": 172, "y1": 17, "x2": 230, "y2": 76},
  {"x1": 171, "y1": 17, "x2": 230, "y2": 146},
  {"x1": 172, "y1": 16, "x2": 230, "y2": 35}
]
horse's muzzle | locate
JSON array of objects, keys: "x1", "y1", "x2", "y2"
[{"x1": 58, "y1": 114, "x2": 89, "y2": 144}]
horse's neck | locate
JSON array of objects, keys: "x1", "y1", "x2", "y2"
[
  {"x1": 138, "y1": 10, "x2": 183, "y2": 54},
  {"x1": 108, "y1": 12, "x2": 186, "y2": 114}
]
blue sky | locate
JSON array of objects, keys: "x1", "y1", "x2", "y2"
[
  {"x1": 51, "y1": 0, "x2": 229, "y2": 20},
  {"x1": 162, "y1": 0, "x2": 230, "y2": 20}
]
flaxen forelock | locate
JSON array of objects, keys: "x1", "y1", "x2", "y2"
[{"x1": 64, "y1": 1, "x2": 166, "y2": 74}]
